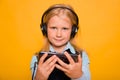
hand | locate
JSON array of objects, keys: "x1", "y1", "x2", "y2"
[
  {"x1": 35, "y1": 53, "x2": 57, "y2": 80},
  {"x1": 55, "y1": 52, "x2": 83, "y2": 79}
]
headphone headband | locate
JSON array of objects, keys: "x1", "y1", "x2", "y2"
[{"x1": 41, "y1": 6, "x2": 79, "y2": 26}]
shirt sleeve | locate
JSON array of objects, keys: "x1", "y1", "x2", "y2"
[
  {"x1": 30, "y1": 55, "x2": 38, "y2": 79},
  {"x1": 71, "y1": 51, "x2": 90, "y2": 80}
]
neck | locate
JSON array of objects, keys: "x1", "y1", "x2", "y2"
[{"x1": 52, "y1": 45, "x2": 66, "y2": 53}]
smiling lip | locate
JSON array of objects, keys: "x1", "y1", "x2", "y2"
[{"x1": 54, "y1": 39, "x2": 63, "y2": 41}]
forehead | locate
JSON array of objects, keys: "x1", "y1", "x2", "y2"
[
  {"x1": 47, "y1": 14, "x2": 72, "y2": 27},
  {"x1": 44, "y1": 8, "x2": 74, "y2": 23}
]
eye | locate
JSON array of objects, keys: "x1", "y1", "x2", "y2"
[
  {"x1": 63, "y1": 27, "x2": 69, "y2": 30},
  {"x1": 50, "y1": 27, "x2": 57, "y2": 29}
]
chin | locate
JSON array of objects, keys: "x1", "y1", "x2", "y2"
[
  {"x1": 53, "y1": 42, "x2": 68, "y2": 47},
  {"x1": 49, "y1": 39, "x2": 69, "y2": 47}
]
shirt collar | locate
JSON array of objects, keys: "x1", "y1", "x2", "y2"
[{"x1": 49, "y1": 42, "x2": 76, "y2": 54}]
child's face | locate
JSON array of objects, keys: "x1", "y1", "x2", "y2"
[{"x1": 47, "y1": 14, "x2": 72, "y2": 49}]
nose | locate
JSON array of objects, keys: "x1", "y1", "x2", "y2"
[{"x1": 56, "y1": 29, "x2": 62, "y2": 37}]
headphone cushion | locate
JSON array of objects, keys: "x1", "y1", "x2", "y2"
[
  {"x1": 71, "y1": 25, "x2": 78, "y2": 38},
  {"x1": 41, "y1": 23, "x2": 47, "y2": 36}
]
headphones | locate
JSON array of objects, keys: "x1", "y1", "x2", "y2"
[{"x1": 40, "y1": 6, "x2": 79, "y2": 38}]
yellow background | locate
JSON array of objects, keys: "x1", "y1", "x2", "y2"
[{"x1": 0, "y1": 0, "x2": 120, "y2": 80}]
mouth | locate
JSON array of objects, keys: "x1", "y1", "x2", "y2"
[{"x1": 54, "y1": 38, "x2": 63, "y2": 42}]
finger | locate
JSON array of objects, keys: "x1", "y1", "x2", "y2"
[
  {"x1": 44, "y1": 55, "x2": 57, "y2": 65},
  {"x1": 57, "y1": 56, "x2": 69, "y2": 69},
  {"x1": 55, "y1": 64, "x2": 68, "y2": 72},
  {"x1": 47, "y1": 64, "x2": 56, "y2": 75},
  {"x1": 64, "y1": 52, "x2": 75, "y2": 64},
  {"x1": 78, "y1": 54, "x2": 82, "y2": 63},
  {"x1": 39, "y1": 53, "x2": 48, "y2": 65},
  {"x1": 47, "y1": 56, "x2": 57, "y2": 71}
]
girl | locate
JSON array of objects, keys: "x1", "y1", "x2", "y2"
[{"x1": 30, "y1": 4, "x2": 90, "y2": 80}]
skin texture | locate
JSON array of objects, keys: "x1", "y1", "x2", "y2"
[{"x1": 35, "y1": 14, "x2": 82, "y2": 80}]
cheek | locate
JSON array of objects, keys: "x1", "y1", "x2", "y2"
[
  {"x1": 47, "y1": 31, "x2": 53, "y2": 37},
  {"x1": 47, "y1": 29, "x2": 52, "y2": 34},
  {"x1": 47, "y1": 30, "x2": 55, "y2": 39},
  {"x1": 64, "y1": 31, "x2": 71, "y2": 38}
]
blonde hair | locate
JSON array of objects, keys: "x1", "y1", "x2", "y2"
[{"x1": 43, "y1": 4, "x2": 78, "y2": 26}]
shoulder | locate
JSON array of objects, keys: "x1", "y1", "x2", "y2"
[
  {"x1": 30, "y1": 55, "x2": 38, "y2": 69},
  {"x1": 75, "y1": 48, "x2": 90, "y2": 64},
  {"x1": 81, "y1": 50, "x2": 90, "y2": 65}
]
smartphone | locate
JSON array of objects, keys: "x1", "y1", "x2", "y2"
[{"x1": 38, "y1": 52, "x2": 78, "y2": 64}]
